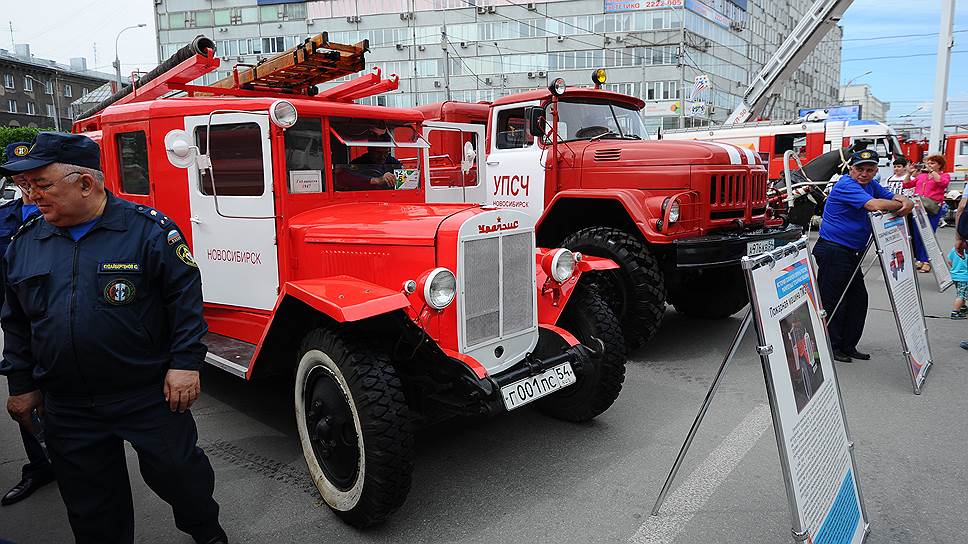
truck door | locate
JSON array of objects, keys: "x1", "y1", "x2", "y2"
[
  {"x1": 183, "y1": 113, "x2": 280, "y2": 311},
  {"x1": 485, "y1": 102, "x2": 547, "y2": 222},
  {"x1": 423, "y1": 121, "x2": 487, "y2": 204}
]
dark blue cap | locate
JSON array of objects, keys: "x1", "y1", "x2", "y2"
[
  {"x1": 848, "y1": 148, "x2": 879, "y2": 166},
  {"x1": 4, "y1": 142, "x2": 32, "y2": 164},
  {"x1": 0, "y1": 132, "x2": 100, "y2": 174}
]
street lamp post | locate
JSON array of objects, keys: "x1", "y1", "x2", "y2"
[
  {"x1": 114, "y1": 24, "x2": 147, "y2": 86},
  {"x1": 839, "y1": 70, "x2": 873, "y2": 103},
  {"x1": 25, "y1": 75, "x2": 60, "y2": 132}
]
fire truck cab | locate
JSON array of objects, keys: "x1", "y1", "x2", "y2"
[
  {"x1": 73, "y1": 37, "x2": 629, "y2": 528},
  {"x1": 418, "y1": 75, "x2": 801, "y2": 347}
]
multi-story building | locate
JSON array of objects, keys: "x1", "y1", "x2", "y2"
[
  {"x1": 154, "y1": 0, "x2": 842, "y2": 130},
  {"x1": 840, "y1": 84, "x2": 890, "y2": 122},
  {"x1": 0, "y1": 44, "x2": 112, "y2": 131}
]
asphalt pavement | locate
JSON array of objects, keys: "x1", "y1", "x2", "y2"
[{"x1": 1, "y1": 228, "x2": 966, "y2": 543}]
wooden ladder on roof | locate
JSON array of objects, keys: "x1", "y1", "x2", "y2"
[{"x1": 207, "y1": 32, "x2": 369, "y2": 95}]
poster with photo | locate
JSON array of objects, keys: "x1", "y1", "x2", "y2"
[
  {"x1": 911, "y1": 200, "x2": 953, "y2": 292},
  {"x1": 869, "y1": 211, "x2": 933, "y2": 394},
  {"x1": 744, "y1": 240, "x2": 868, "y2": 544}
]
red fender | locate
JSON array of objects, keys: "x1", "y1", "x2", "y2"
[
  {"x1": 536, "y1": 248, "x2": 618, "y2": 325},
  {"x1": 281, "y1": 276, "x2": 411, "y2": 322}
]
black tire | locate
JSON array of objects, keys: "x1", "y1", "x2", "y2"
[
  {"x1": 294, "y1": 328, "x2": 414, "y2": 528},
  {"x1": 670, "y1": 265, "x2": 749, "y2": 319},
  {"x1": 537, "y1": 285, "x2": 628, "y2": 422},
  {"x1": 561, "y1": 226, "x2": 665, "y2": 349}
]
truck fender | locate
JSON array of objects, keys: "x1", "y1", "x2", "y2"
[
  {"x1": 536, "y1": 189, "x2": 674, "y2": 245},
  {"x1": 281, "y1": 276, "x2": 411, "y2": 322},
  {"x1": 535, "y1": 248, "x2": 617, "y2": 324}
]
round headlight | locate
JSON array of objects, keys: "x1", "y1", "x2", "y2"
[
  {"x1": 668, "y1": 198, "x2": 681, "y2": 224},
  {"x1": 591, "y1": 68, "x2": 607, "y2": 86},
  {"x1": 269, "y1": 99, "x2": 298, "y2": 128},
  {"x1": 549, "y1": 77, "x2": 566, "y2": 96},
  {"x1": 550, "y1": 249, "x2": 576, "y2": 283},
  {"x1": 424, "y1": 268, "x2": 456, "y2": 310}
]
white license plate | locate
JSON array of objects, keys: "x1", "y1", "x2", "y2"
[
  {"x1": 501, "y1": 363, "x2": 577, "y2": 411},
  {"x1": 747, "y1": 239, "x2": 774, "y2": 255}
]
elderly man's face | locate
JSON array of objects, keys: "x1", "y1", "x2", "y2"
[
  {"x1": 21, "y1": 164, "x2": 93, "y2": 227},
  {"x1": 849, "y1": 164, "x2": 879, "y2": 185},
  {"x1": 11, "y1": 174, "x2": 35, "y2": 205}
]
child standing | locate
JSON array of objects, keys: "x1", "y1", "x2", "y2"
[{"x1": 947, "y1": 246, "x2": 968, "y2": 319}]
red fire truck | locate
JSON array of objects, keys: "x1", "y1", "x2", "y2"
[
  {"x1": 417, "y1": 72, "x2": 801, "y2": 345},
  {"x1": 73, "y1": 36, "x2": 629, "y2": 527}
]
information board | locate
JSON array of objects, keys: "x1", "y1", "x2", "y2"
[
  {"x1": 911, "y1": 200, "x2": 953, "y2": 292},
  {"x1": 869, "y1": 212, "x2": 933, "y2": 393},
  {"x1": 743, "y1": 239, "x2": 868, "y2": 544}
]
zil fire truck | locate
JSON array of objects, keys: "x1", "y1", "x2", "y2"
[
  {"x1": 72, "y1": 35, "x2": 629, "y2": 527},
  {"x1": 417, "y1": 71, "x2": 801, "y2": 346}
]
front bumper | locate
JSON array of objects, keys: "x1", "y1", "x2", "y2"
[{"x1": 674, "y1": 224, "x2": 802, "y2": 268}]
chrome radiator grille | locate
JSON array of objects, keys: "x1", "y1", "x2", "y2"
[{"x1": 461, "y1": 231, "x2": 536, "y2": 349}]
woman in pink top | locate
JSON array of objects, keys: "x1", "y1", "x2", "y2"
[{"x1": 904, "y1": 154, "x2": 951, "y2": 272}]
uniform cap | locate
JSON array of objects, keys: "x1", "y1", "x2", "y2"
[
  {"x1": 3, "y1": 141, "x2": 32, "y2": 164},
  {"x1": 0, "y1": 132, "x2": 100, "y2": 175},
  {"x1": 848, "y1": 148, "x2": 879, "y2": 166}
]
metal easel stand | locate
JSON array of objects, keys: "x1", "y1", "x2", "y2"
[
  {"x1": 650, "y1": 308, "x2": 753, "y2": 516},
  {"x1": 908, "y1": 230, "x2": 934, "y2": 394}
]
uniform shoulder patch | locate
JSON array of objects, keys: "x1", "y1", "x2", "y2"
[
  {"x1": 175, "y1": 243, "x2": 197, "y2": 268},
  {"x1": 11, "y1": 214, "x2": 42, "y2": 240}
]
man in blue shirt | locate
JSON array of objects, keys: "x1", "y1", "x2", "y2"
[
  {"x1": 814, "y1": 149, "x2": 914, "y2": 362},
  {"x1": 0, "y1": 142, "x2": 52, "y2": 506}
]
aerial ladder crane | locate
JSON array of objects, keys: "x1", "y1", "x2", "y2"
[{"x1": 724, "y1": 0, "x2": 855, "y2": 125}]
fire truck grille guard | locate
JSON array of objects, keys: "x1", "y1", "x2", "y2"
[
  {"x1": 707, "y1": 171, "x2": 769, "y2": 222},
  {"x1": 462, "y1": 232, "x2": 535, "y2": 347}
]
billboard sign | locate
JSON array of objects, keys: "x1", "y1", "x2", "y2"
[
  {"x1": 798, "y1": 105, "x2": 864, "y2": 122},
  {"x1": 604, "y1": 0, "x2": 683, "y2": 12}
]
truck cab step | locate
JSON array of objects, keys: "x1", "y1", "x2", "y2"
[{"x1": 204, "y1": 333, "x2": 256, "y2": 378}]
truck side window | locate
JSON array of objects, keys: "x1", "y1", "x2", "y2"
[
  {"x1": 196, "y1": 123, "x2": 265, "y2": 196},
  {"x1": 774, "y1": 133, "x2": 806, "y2": 155},
  {"x1": 284, "y1": 118, "x2": 325, "y2": 193},
  {"x1": 116, "y1": 131, "x2": 150, "y2": 195},
  {"x1": 495, "y1": 108, "x2": 532, "y2": 150}
]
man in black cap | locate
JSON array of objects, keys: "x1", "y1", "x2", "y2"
[
  {"x1": 0, "y1": 141, "x2": 53, "y2": 506},
  {"x1": 0, "y1": 132, "x2": 227, "y2": 544},
  {"x1": 335, "y1": 128, "x2": 402, "y2": 190},
  {"x1": 813, "y1": 148, "x2": 914, "y2": 362}
]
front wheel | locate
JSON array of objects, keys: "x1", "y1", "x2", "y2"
[
  {"x1": 538, "y1": 285, "x2": 628, "y2": 422},
  {"x1": 294, "y1": 328, "x2": 414, "y2": 528},
  {"x1": 670, "y1": 265, "x2": 749, "y2": 319}
]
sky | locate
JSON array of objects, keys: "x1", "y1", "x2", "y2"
[{"x1": 2, "y1": 0, "x2": 966, "y2": 127}]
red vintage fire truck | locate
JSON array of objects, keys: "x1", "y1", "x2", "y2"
[
  {"x1": 73, "y1": 36, "x2": 629, "y2": 527},
  {"x1": 417, "y1": 72, "x2": 800, "y2": 345}
]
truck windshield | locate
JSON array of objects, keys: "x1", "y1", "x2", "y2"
[{"x1": 546, "y1": 100, "x2": 649, "y2": 142}]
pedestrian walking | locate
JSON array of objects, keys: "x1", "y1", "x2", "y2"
[
  {"x1": 0, "y1": 133, "x2": 227, "y2": 544},
  {"x1": 0, "y1": 142, "x2": 53, "y2": 506},
  {"x1": 813, "y1": 149, "x2": 914, "y2": 363},
  {"x1": 946, "y1": 247, "x2": 968, "y2": 319},
  {"x1": 905, "y1": 155, "x2": 950, "y2": 273}
]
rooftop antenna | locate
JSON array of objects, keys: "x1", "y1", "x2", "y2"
[{"x1": 8, "y1": 21, "x2": 13, "y2": 48}]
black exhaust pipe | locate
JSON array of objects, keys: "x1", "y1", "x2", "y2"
[{"x1": 79, "y1": 35, "x2": 216, "y2": 121}]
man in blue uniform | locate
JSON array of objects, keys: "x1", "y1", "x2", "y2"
[
  {"x1": 0, "y1": 133, "x2": 227, "y2": 544},
  {"x1": 0, "y1": 142, "x2": 52, "y2": 506},
  {"x1": 814, "y1": 149, "x2": 914, "y2": 362}
]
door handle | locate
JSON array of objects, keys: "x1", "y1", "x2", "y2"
[
  {"x1": 486, "y1": 161, "x2": 500, "y2": 166},
  {"x1": 189, "y1": 216, "x2": 202, "y2": 224}
]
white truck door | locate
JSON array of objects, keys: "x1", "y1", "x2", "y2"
[
  {"x1": 423, "y1": 121, "x2": 487, "y2": 204},
  {"x1": 183, "y1": 113, "x2": 280, "y2": 311},
  {"x1": 485, "y1": 101, "x2": 547, "y2": 223}
]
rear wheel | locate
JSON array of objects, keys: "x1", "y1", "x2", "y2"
[
  {"x1": 561, "y1": 226, "x2": 665, "y2": 349},
  {"x1": 537, "y1": 285, "x2": 628, "y2": 422},
  {"x1": 670, "y1": 265, "x2": 749, "y2": 319},
  {"x1": 294, "y1": 328, "x2": 413, "y2": 528}
]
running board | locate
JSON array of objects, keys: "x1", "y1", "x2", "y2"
[{"x1": 204, "y1": 333, "x2": 256, "y2": 378}]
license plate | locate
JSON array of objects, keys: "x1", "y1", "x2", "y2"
[
  {"x1": 501, "y1": 363, "x2": 577, "y2": 411},
  {"x1": 747, "y1": 239, "x2": 774, "y2": 256}
]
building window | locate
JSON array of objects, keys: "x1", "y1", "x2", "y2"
[
  {"x1": 82, "y1": 88, "x2": 89, "y2": 97},
  {"x1": 46, "y1": 104, "x2": 55, "y2": 117},
  {"x1": 7, "y1": 100, "x2": 16, "y2": 113},
  {"x1": 26, "y1": 102, "x2": 36, "y2": 115},
  {"x1": 116, "y1": 131, "x2": 151, "y2": 195},
  {"x1": 64, "y1": 84, "x2": 72, "y2": 98},
  {"x1": 3, "y1": 74, "x2": 13, "y2": 89},
  {"x1": 195, "y1": 123, "x2": 265, "y2": 196},
  {"x1": 45, "y1": 80, "x2": 53, "y2": 94},
  {"x1": 24, "y1": 77, "x2": 33, "y2": 91},
  {"x1": 261, "y1": 36, "x2": 286, "y2": 54}
]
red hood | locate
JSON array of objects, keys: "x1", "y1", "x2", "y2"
[
  {"x1": 290, "y1": 202, "x2": 478, "y2": 246},
  {"x1": 580, "y1": 139, "x2": 760, "y2": 167}
]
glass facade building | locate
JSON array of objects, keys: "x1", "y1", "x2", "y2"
[{"x1": 155, "y1": 0, "x2": 842, "y2": 129}]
